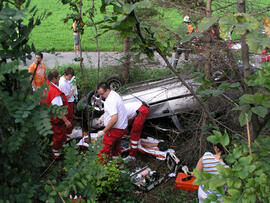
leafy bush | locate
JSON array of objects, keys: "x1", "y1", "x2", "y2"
[
  {"x1": 0, "y1": 61, "x2": 59, "y2": 202},
  {"x1": 194, "y1": 132, "x2": 270, "y2": 203},
  {"x1": 0, "y1": 1, "x2": 56, "y2": 201},
  {"x1": 193, "y1": 62, "x2": 270, "y2": 202},
  {"x1": 42, "y1": 141, "x2": 136, "y2": 202}
]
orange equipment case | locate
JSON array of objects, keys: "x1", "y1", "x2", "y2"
[{"x1": 175, "y1": 173, "x2": 199, "y2": 191}]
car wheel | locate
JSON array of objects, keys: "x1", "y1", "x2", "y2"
[
  {"x1": 87, "y1": 90, "x2": 104, "y2": 112},
  {"x1": 106, "y1": 76, "x2": 124, "y2": 91}
]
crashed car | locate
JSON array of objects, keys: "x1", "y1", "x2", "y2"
[{"x1": 78, "y1": 76, "x2": 200, "y2": 131}]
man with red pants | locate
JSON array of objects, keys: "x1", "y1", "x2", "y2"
[
  {"x1": 59, "y1": 67, "x2": 76, "y2": 136},
  {"x1": 45, "y1": 70, "x2": 71, "y2": 159},
  {"x1": 123, "y1": 101, "x2": 149, "y2": 161},
  {"x1": 97, "y1": 82, "x2": 128, "y2": 163}
]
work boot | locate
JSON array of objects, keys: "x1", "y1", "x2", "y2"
[{"x1": 52, "y1": 149, "x2": 61, "y2": 160}]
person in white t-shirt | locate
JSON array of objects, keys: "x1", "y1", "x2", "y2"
[
  {"x1": 59, "y1": 67, "x2": 76, "y2": 135},
  {"x1": 123, "y1": 101, "x2": 149, "y2": 161},
  {"x1": 96, "y1": 82, "x2": 128, "y2": 162}
]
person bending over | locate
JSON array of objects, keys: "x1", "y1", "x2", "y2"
[{"x1": 96, "y1": 82, "x2": 128, "y2": 162}]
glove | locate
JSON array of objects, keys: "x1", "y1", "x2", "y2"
[{"x1": 97, "y1": 130, "x2": 105, "y2": 138}]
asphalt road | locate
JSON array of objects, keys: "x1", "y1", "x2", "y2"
[
  {"x1": 20, "y1": 46, "x2": 262, "y2": 70},
  {"x1": 20, "y1": 51, "x2": 180, "y2": 69}
]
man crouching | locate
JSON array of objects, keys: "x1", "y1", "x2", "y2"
[
  {"x1": 97, "y1": 82, "x2": 128, "y2": 163},
  {"x1": 45, "y1": 70, "x2": 71, "y2": 159}
]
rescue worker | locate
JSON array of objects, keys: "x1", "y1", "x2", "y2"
[
  {"x1": 96, "y1": 82, "x2": 128, "y2": 162},
  {"x1": 45, "y1": 70, "x2": 71, "y2": 159},
  {"x1": 183, "y1": 16, "x2": 194, "y2": 61},
  {"x1": 173, "y1": 15, "x2": 194, "y2": 67},
  {"x1": 184, "y1": 16, "x2": 194, "y2": 34},
  {"x1": 59, "y1": 67, "x2": 77, "y2": 136},
  {"x1": 123, "y1": 101, "x2": 150, "y2": 161}
]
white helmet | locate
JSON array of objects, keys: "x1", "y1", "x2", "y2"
[{"x1": 183, "y1": 16, "x2": 191, "y2": 23}]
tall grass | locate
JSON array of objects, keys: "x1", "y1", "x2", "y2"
[
  {"x1": 28, "y1": 0, "x2": 181, "y2": 52},
  {"x1": 54, "y1": 64, "x2": 172, "y2": 93},
  {"x1": 29, "y1": 0, "x2": 269, "y2": 52}
]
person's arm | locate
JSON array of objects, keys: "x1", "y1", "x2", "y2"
[
  {"x1": 195, "y1": 157, "x2": 203, "y2": 171},
  {"x1": 72, "y1": 21, "x2": 77, "y2": 31},
  {"x1": 28, "y1": 64, "x2": 34, "y2": 79},
  {"x1": 62, "y1": 114, "x2": 71, "y2": 128},
  {"x1": 66, "y1": 88, "x2": 75, "y2": 100},
  {"x1": 59, "y1": 80, "x2": 75, "y2": 100},
  {"x1": 141, "y1": 140, "x2": 158, "y2": 148},
  {"x1": 103, "y1": 114, "x2": 118, "y2": 133},
  {"x1": 51, "y1": 96, "x2": 71, "y2": 128},
  {"x1": 28, "y1": 64, "x2": 37, "y2": 88}
]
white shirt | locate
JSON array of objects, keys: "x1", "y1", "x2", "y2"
[
  {"x1": 51, "y1": 82, "x2": 63, "y2": 106},
  {"x1": 104, "y1": 90, "x2": 128, "y2": 129},
  {"x1": 59, "y1": 76, "x2": 74, "y2": 102},
  {"x1": 124, "y1": 101, "x2": 142, "y2": 120}
]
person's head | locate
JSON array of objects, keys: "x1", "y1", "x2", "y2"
[
  {"x1": 64, "y1": 67, "x2": 75, "y2": 81},
  {"x1": 97, "y1": 82, "x2": 110, "y2": 99},
  {"x1": 35, "y1": 52, "x2": 43, "y2": 64},
  {"x1": 48, "y1": 70, "x2": 60, "y2": 85},
  {"x1": 183, "y1": 16, "x2": 191, "y2": 24},
  {"x1": 213, "y1": 143, "x2": 225, "y2": 155}
]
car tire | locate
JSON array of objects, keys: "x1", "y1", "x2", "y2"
[
  {"x1": 87, "y1": 90, "x2": 104, "y2": 112},
  {"x1": 106, "y1": 76, "x2": 124, "y2": 91}
]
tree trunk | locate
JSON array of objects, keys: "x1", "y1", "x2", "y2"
[
  {"x1": 122, "y1": 36, "x2": 131, "y2": 82},
  {"x1": 237, "y1": 0, "x2": 251, "y2": 78},
  {"x1": 237, "y1": 0, "x2": 259, "y2": 141},
  {"x1": 199, "y1": 0, "x2": 212, "y2": 156}
]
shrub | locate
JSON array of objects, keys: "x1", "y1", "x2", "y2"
[{"x1": 42, "y1": 141, "x2": 136, "y2": 202}]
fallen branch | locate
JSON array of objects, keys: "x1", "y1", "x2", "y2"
[
  {"x1": 245, "y1": 113, "x2": 252, "y2": 156},
  {"x1": 39, "y1": 159, "x2": 55, "y2": 178},
  {"x1": 47, "y1": 180, "x2": 66, "y2": 203}
]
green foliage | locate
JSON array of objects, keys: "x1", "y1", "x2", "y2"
[
  {"x1": 42, "y1": 142, "x2": 136, "y2": 202},
  {"x1": 207, "y1": 130, "x2": 229, "y2": 147},
  {"x1": 219, "y1": 13, "x2": 270, "y2": 53},
  {"x1": 0, "y1": 1, "x2": 74, "y2": 202},
  {"x1": 0, "y1": 64, "x2": 54, "y2": 201},
  {"x1": 100, "y1": 0, "x2": 177, "y2": 58},
  {"x1": 53, "y1": 64, "x2": 172, "y2": 95},
  {"x1": 0, "y1": 0, "x2": 48, "y2": 62},
  {"x1": 194, "y1": 134, "x2": 270, "y2": 202},
  {"x1": 234, "y1": 63, "x2": 270, "y2": 127},
  {"x1": 48, "y1": 104, "x2": 68, "y2": 120},
  {"x1": 193, "y1": 12, "x2": 270, "y2": 203},
  {"x1": 198, "y1": 16, "x2": 219, "y2": 32}
]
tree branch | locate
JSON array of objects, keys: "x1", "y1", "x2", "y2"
[
  {"x1": 47, "y1": 180, "x2": 65, "y2": 203},
  {"x1": 212, "y1": 2, "x2": 236, "y2": 12}
]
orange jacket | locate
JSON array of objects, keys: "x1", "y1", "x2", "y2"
[
  {"x1": 28, "y1": 62, "x2": 46, "y2": 88},
  {"x1": 186, "y1": 24, "x2": 194, "y2": 34}
]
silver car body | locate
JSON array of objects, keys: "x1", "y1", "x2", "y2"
[
  {"x1": 87, "y1": 76, "x2": 200, "y2": 131},
  {"x1": 121, "y1": 77, "x2": 199, "y2": 120}
]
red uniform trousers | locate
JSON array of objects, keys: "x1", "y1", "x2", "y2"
[
  {"x1": 98, "y1": 128, "x2": 127, "y2": 163},
  {"x1": 66, "y1": 102, "x2": 74, "y2": 134},
  {"x1": 52, "y1": 121, "x2": 67, "y2": 151},
  {"x1": 129, "y1": 105, "x2": 149, "y2": 157},
  {"x1": 44, "y1": 81, "x2": 69, "y2": 158}
]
